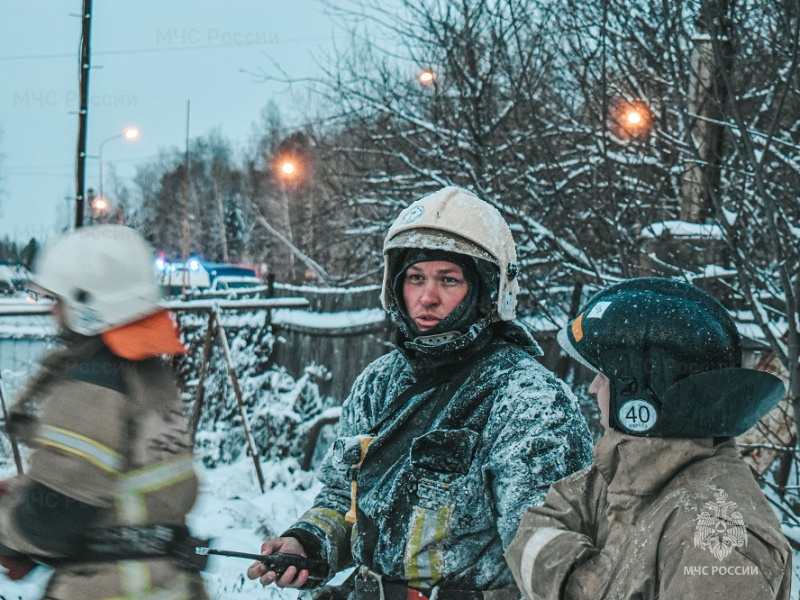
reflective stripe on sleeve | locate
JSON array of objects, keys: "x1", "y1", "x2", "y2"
[
  {"x1": 119, "y1": 455, "x2": 195, "y2": 493},
  {"x1": 116, "y1": 492, "x2": 147, "y2": 525},
  {"x1": 36, "y1": 425, "x2": 122, "y2": 473},
  {"x1": 116, "y1": 455, "x2": 196, "y2": 524},
  {"x1": 119, "y1": 560, "x2": 150, "y2": 596},
  {"x1": 301, "y1": 507, "x2": 351, "y2": 547},
  {"x1": 519, "y1": 527, "x2": 566, "y2": 599}
]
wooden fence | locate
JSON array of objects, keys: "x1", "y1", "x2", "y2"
[
  {"x1": 269, "y1": 282, "x2": 384, "y2": 312},
  {"x1": 0, "y1": 288, "x2": 392, "y2": 407},
  {"x1": 268, "y1": 284, "x2": 392, "y2": 400},
  {"x1": 0, "y1": 303, "x2": 56, "y2": 400}
]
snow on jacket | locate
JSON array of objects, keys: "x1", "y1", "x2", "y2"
[
  {"x1": 505, "y1": 429, "x2": 792, "y2": 600},
  {"x1": 286, "y1": 325, "x2": 593, "y2": 591},
  {"x1": 0, "y1": 337, "x2": 207, "y2": 600}
]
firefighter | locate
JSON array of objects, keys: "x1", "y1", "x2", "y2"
[
  {"x1": 505, "y1": 277, "x2": 792, "y2": 599},
  {"x1": 248, "y1": 186, "x2": 593, "y2": 599},
  {"x1": 0, "y1": 225, "x2": 208, "y2": 599}
]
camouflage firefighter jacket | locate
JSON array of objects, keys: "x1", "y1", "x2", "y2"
[
  {"x1": 286, "y1": 326, "x2": 593, "y2": 592},
  {"x1": 0, "y1": 337, "x2": 207, "y2": 600},
  {"x1": 505, "y1": 430, "x2": 792, "y2": 600}
]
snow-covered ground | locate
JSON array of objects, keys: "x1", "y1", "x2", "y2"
[{"x1": 188, "y1": 458, "x2": 323, "y2": 599}]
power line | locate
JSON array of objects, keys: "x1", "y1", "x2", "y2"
[
  {"x1": 4, "y1": 172, "x2": 74, "y2": 179},
  {"x1": 0, "y1": 37, "x2": 329, "y2": 62},
  {"x1": 4, "y1": 133, "x2": 269, "y2": 172}
]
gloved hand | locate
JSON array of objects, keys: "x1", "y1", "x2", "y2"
[{"x1": 0, "y1": 479, "x2": 37, "y2": 580}]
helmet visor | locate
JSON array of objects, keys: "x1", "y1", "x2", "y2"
[{"x1": 385, "y1": 229, "x2": 497, "y2": 265}]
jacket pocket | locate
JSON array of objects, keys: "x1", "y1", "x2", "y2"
[
  {"x1": 410, "y1": 429, "x2": 479, "y2": 511},
  {"x1": 410, "y1": 428, "x2": 478, "y2": 475},
  {"x1": 404, "y1": 430, "x2": 478, "y2": 586}
]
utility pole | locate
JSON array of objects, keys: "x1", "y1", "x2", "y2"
[
  {"x1": 680, "y1": 0, "x2": 731, "y2": 223},
  {"x1": 638, "y1": 0, "x2": 732, "y2": 279},
  {"x1": 181, "y1": 100, "x2": 192, "y2": 298},
  {"x1": 214, "y1": 178, "x2": 229, "y2": 262},
  {"x1": 74, "y1": 0, "x2": 93, "y2": 229}
]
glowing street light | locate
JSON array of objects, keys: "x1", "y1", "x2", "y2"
[
  {"x1": 281, "y1": 160, "x2": 296, "y2": 176},
  {"x1": 92, "y1": 196, "x2": 108, "y2": 212},
  {"x1": 610, "y1": 100, "x2": 653, "y2": 141},
  {"x1": 625, "y1": 110, "x2": 643, "y2": 126},
  {"x1": 271, "y1": 145, "x2": 311, "y2": 189},
  {"x1": 418, "y1": 70, "x2": 435, "y2": 84},
  {"x1": 274, "y1": 152, "x2": 305, "y2": 185}
]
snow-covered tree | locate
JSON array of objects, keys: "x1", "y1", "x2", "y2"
[
  {"x1": 299, "y1": 0, "x2": 604, "y2": 306},
  {"x1": 292, "y1": 0, "x2": 800, "y2": 521},
  {"x1": 136, "y1": 133, "x2": 254, "y2": 265}
]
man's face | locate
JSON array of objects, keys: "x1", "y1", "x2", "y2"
[
  {"x1": 588, "y1": 372, "x2": 611, "y2": 432},
  {"x1": 402, "y1": 260, "x2": 468, "y2": 332}
]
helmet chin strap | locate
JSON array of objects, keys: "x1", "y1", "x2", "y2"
[
  {"x1": 412, "y1": 331, "x2": 461, "y2": 347},
  {"x1": 403, "y1": 316, "x2": 495, "y2": 360}
]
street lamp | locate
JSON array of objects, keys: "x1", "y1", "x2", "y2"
[
  {"x1": 609, "y1": 100, "x2": 653, "y2": 141},
  {"x1": 92, "y1": 196, "x2": 108, "y2": 213},
  {"x1": 418, "y1": 70, "x2": 435, "y2": 84},
  {"x1": 273, "y1": 151, "x2": 306, "y2": 186},
  {"x1": 280, "y1": 160, "x2": 296, "y2": 176},
  {"x1": 98, "y1": 126, "x2": 139, "y2": 200},
  {"x1": 625, "y1": 110, "x2": 643, "y2": 126}
]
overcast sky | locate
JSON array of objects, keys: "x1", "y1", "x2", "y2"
[{"x1": 0, "y1": 1, "x2": 340, "y2": 242}]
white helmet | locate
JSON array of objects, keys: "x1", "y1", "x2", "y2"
[
  {"x1": 382, "y1": 186, "x2": 519, "y2": 321},
  {"x1": 32, "y1": 225, "x2": 162, "y2": 335}
]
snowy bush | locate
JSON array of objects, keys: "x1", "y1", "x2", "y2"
[{"x1": 176, "y1": 310, "x2": 339, "y2": 472}]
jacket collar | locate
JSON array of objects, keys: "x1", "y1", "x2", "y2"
[{"x1": 593, "y1": 430, "x2": 735, "y2": 496}]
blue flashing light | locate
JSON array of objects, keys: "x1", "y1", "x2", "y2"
[{"x1": 188, "y1": 259, "x2": 201, "y2": 271}]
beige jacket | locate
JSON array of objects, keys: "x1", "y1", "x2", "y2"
[
  {"x1": 505, "y1": 431, "x2": 792, "y2": 600},
  {"x1": 0, "y1": 338, "x2": 207, "y2": 599}
]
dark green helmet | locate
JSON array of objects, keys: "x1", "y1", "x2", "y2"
[{"x1": 557, "y1": 278, "x2": 784, "y2": 437}]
